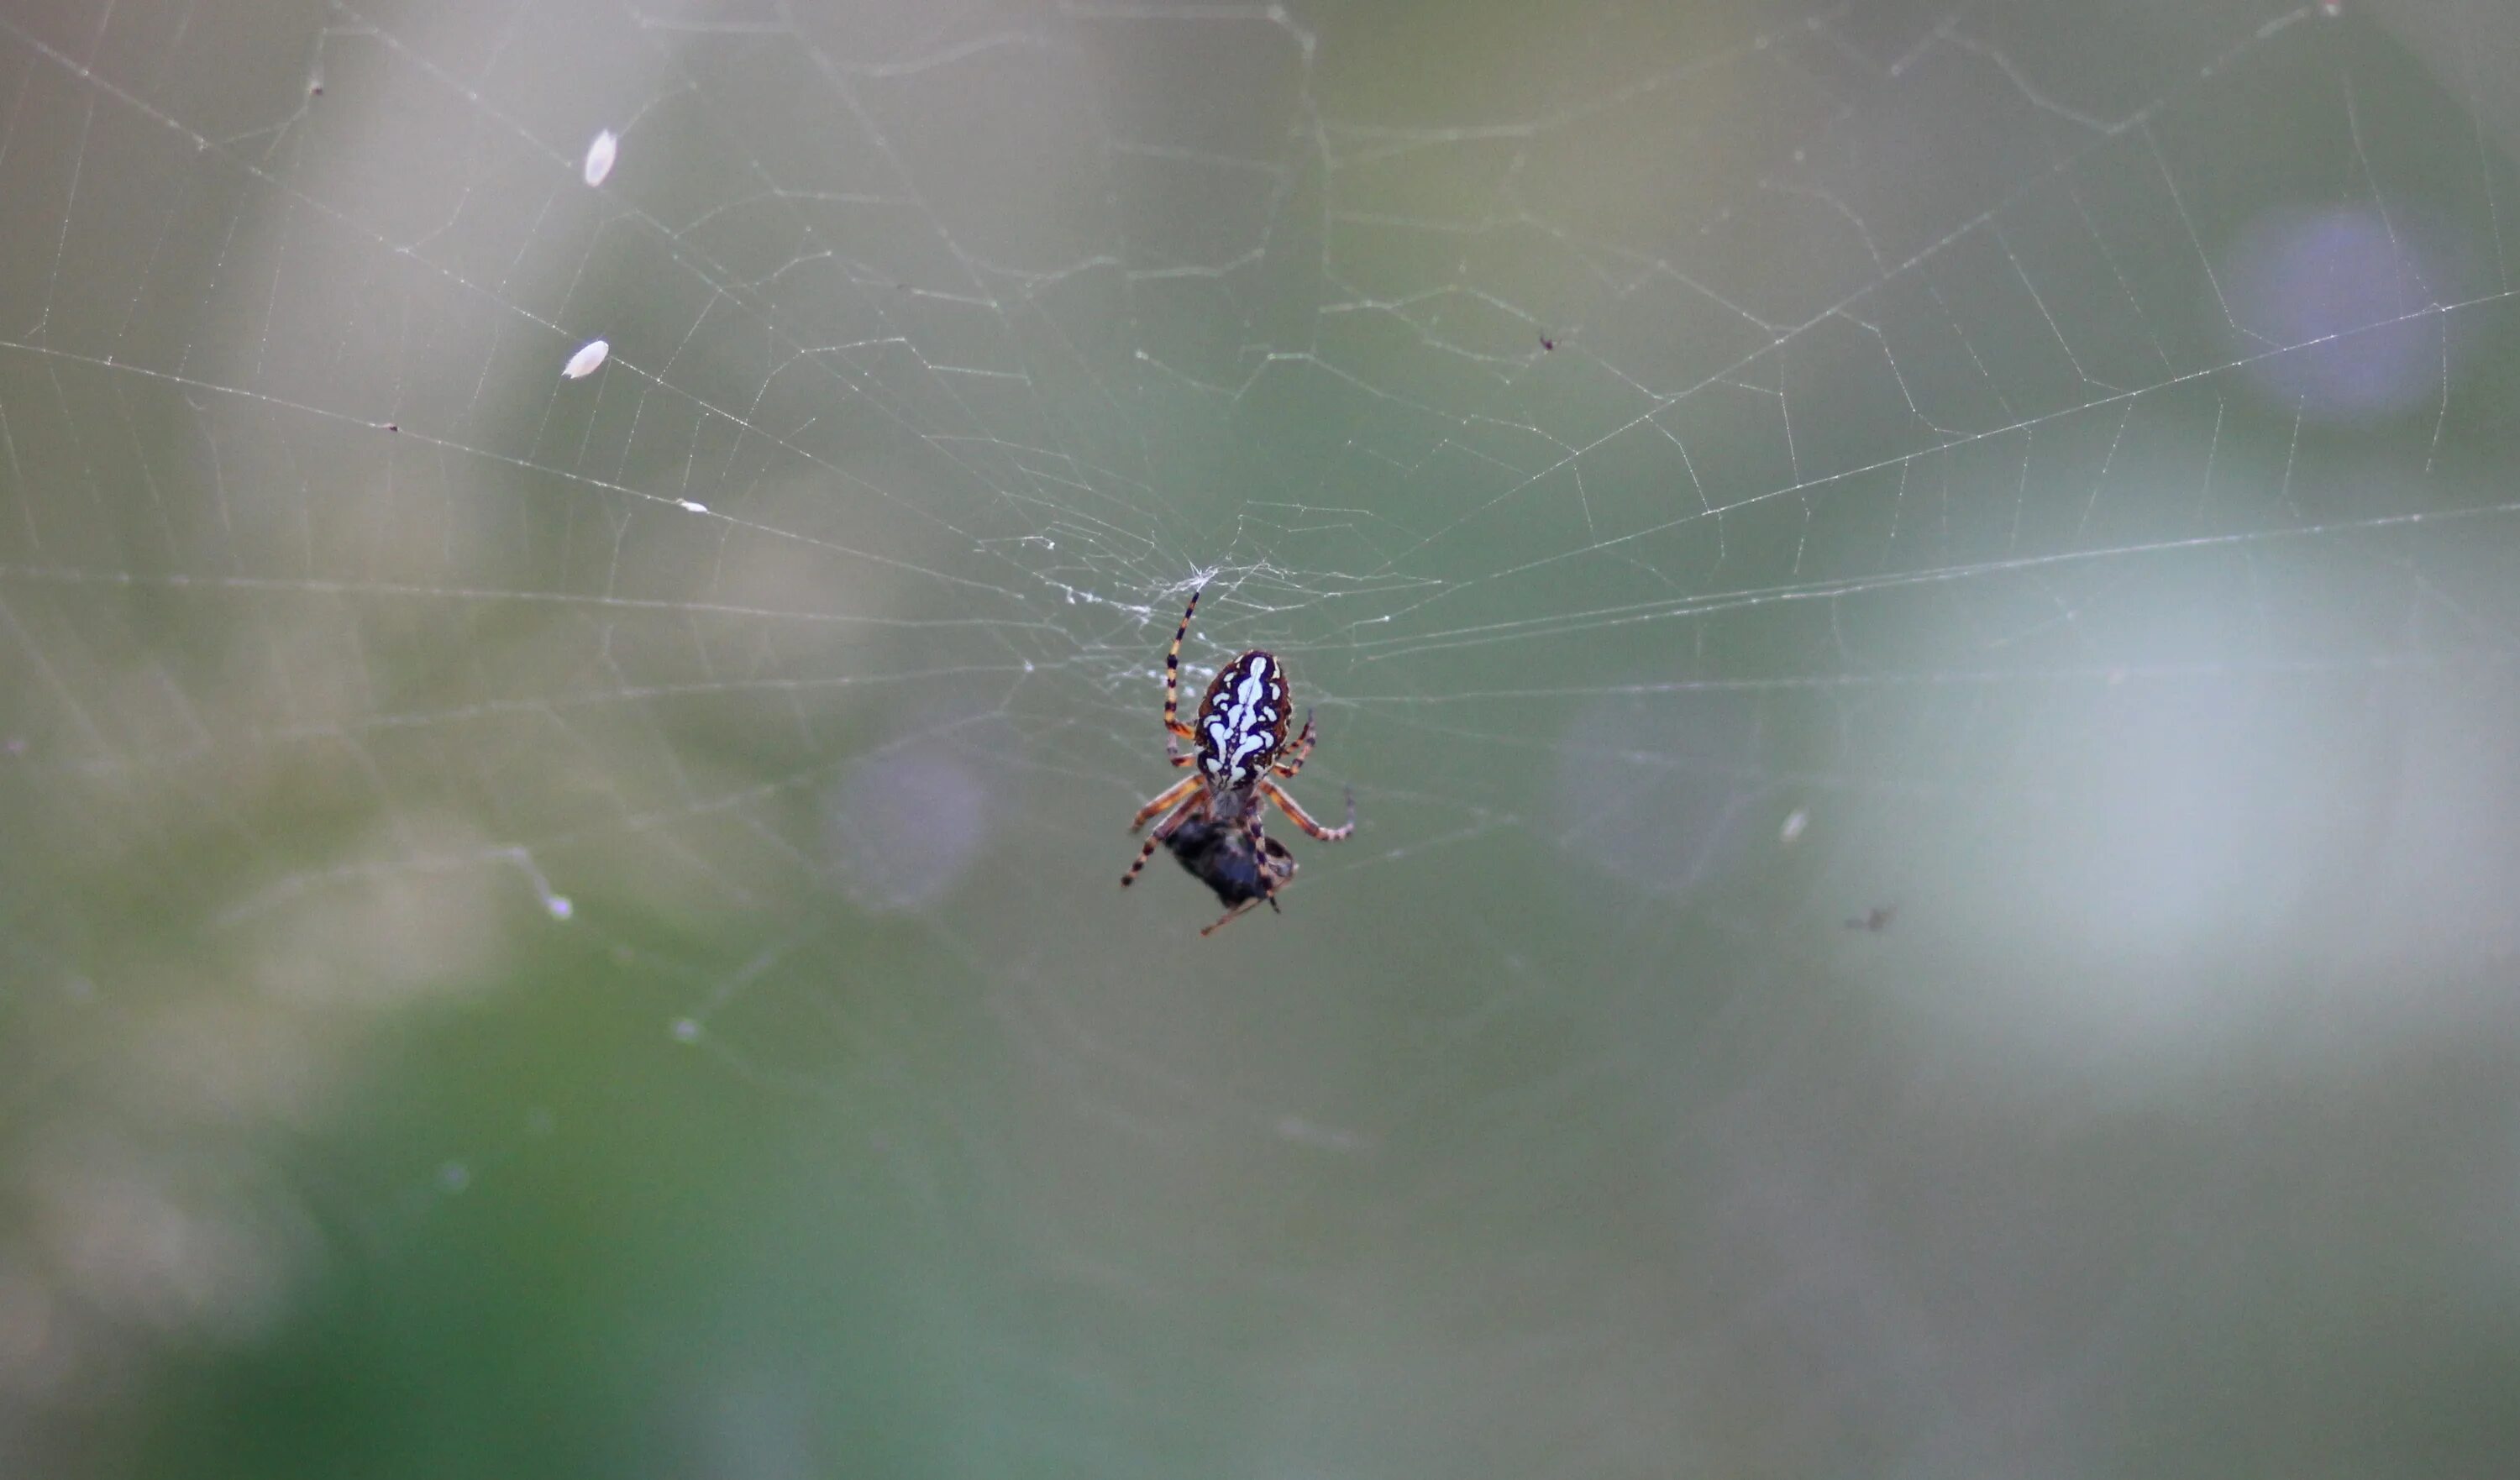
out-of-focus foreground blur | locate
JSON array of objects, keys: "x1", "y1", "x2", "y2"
[{"x1": 3, "y1": 0, "x2": 2517, "y2": 1474}]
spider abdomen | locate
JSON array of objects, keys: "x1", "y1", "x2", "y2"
[{"x1": 1197, "y1": 649, "x2": 1291, "y2": 786}]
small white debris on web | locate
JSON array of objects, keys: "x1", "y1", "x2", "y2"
[
  {"x1": 582, "y1": 129, "x2": 617, "y2": 186},
  {"x1": 675, "y1": 499, "x2": 708, "y2": 513},
  {"x1": 670, "y1": 1018, "x2": 701, "y2": 1043},
  {"x1": 562, "y1": 339, "x2": 609, "y2": 379},
  {"x1": 1780, "y1": 807, "x2": 1809, "y2": 843},
  {"x1": 437, "y1": 1161, "x2": 471, "y2": 1194},
  {"x1": 503, "y1": 845, "x2": 572, "y2": 918}
]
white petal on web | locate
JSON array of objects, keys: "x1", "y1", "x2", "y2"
[
  {"x1": 582, "y1": 129, "x2": 617, "y2": 186},
  {"x1": 561, "y1": 339, "x2": 609, "y2": 379},
  {"x1": 1780, "y1": 807, "x2": 1809, "y2": 844},
  {"x1": 675, "y1": 499, "x2": 708, "y2": 513}
]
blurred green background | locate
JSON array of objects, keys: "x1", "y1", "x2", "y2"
[{"x1": 3, "y1": 0, "x2": 2518, "y2": 1474}]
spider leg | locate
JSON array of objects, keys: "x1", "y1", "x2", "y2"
[
  {"x1": 1259, "y1": 779, "x2": 1355, "y2": 842},
  {"x1": 1121, "y1": 789, "x2": 1207, "y2": 888},
  {"x1": 1199, "y1": 894, "x2": 1273, "y2": 937},
  {"x1": 1243, "y1": 810, "x2": 1276, "y2": 907},
  {"x1": 1270, "y1": 708, "x2": 1317, "y2": 779},
  {"x1": 1127, "y1": 774, "x2": 1202, "y2": 834},
  {"x1": 1161, "y1": 586, "x2": 1202, "y2": 743}
]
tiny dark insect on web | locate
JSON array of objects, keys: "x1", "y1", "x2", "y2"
[{"x1": 1845, "y1": 905, "x2": 1897, "y2": 932}]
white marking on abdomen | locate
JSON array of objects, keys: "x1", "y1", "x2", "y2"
[{"x1": 1203, "y1": 653, "x2": 1283, "y2": 785}]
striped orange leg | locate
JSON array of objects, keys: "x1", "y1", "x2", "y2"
[
  {"x1": 1161, "y1": 586, "x2": 1202, "y2": 744},
  {"x1": 1271, "y1": 709, "x2": 1318, "y2": 780},
  {"x1": 1121, "y1": 786, "x2": 1207, "y2": 888},
  {"x1": 1127, "y1": 774, "x2": 1201, "y2": 835},
  {"x1": 1244, "y1": 812, "x2": 1275, "y2": 907},
  {"x1": 1259, "y1": 780, "x2": 1355, "y2": 842}
]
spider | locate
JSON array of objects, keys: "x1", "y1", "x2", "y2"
[
  {"x1": 1162, "y1": 816, "x2": 1298, "y2": 936},
  {"x1": 1121, "y1": 585, "x2": 1354, "y2": 926}
]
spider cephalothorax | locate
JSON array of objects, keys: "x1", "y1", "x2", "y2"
[{"x1": 1120, "y1": 585, "x2": 1354, "y2": 932}]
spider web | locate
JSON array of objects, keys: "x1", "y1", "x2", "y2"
[{"x1": 4, "y1": 0, "x2": 2519, "y2": 1472}]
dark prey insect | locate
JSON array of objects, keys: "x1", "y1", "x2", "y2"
[
  {"x1": 1163, "y1": 816, "x2": 1298, "y2": 936},
  {"x1": 1121, "y1": 585, "x2": 1354, "y2": 928}
]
